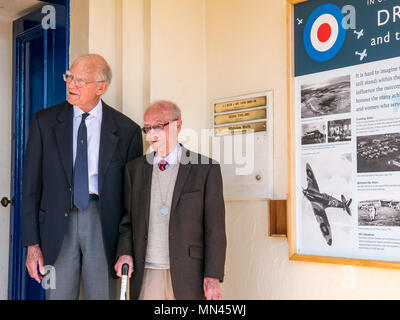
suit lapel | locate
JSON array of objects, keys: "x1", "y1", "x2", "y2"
[
  {"x1": 170, "y1": 147, "x2": 192, "y2": 217},
  {"x1": 142, "y1": 154, "x2": 154, "y2": 230},
  {"x1": 98, "y1": 102, "x2": 119, "y2": 194},
  {"x1": 54, "y1": 102, "x2": 73, "y2": 187}
]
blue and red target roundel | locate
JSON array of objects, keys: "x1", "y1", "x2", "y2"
[{"x1": 304, "y1": 4, "x2": 347, "y2": 62}]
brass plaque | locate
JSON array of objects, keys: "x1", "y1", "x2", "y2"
[
  {"x1": 214, "y1": 108, "x2": 267, "y2": 125},
  {"x1": 215, "y1": 121, "x2": 267, "y2": 136},
  {"x1": 214, "y1": 96, "x2": 267, "y2": 114}
]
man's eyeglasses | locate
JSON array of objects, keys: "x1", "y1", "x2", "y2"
[
  {"x1": 63, "y1": 71, "x2": 105, "y2": 88},
  {"x1": 142, "y1": 119, "x2": 178, "y2": 134}
]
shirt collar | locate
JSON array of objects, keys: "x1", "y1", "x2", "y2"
[
  {"x1": 73, "y1": 100, "x2": 103, "y2": 119},
  {"x1": 154, "y1": 143, "x2": 182, "y2": 165}
]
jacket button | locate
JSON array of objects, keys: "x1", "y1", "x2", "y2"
[{"x1": 144, "y1": 235, "x2": 148, "y2": 240}]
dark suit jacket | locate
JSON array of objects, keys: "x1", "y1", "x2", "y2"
[
  {"x1": 22, "y1": 100, "x2": 143, "y2": 273},
  {"x1": 116, "y1": 147, "x2": 227, "y2": 300}
]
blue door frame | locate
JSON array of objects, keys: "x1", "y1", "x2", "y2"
[{"x1": 9, "y1": 0, "x2": 70, "y2": 300}]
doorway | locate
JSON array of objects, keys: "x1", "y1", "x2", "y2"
[{"x1": 6, "y1": 0, "x2": 70, "y2": 300}]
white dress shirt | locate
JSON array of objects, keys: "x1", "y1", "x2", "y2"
[
  {"x1": 73, "y1": 100, "x2": 103, "y2": 195},
  {"x1": 154, "y1": 143, "x2": 182, "y2": 167}
]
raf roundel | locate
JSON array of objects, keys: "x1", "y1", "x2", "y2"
[{"x1": 304, "y1": 4, "x2": 347, "y2": 62}]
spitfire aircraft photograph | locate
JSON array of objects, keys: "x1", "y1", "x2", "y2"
[
  {"x1": 301, "y1": 75, "x2": 351, "y2": 119},
  {"x1": 300, "y1": 154, "x2": 353, "y2": 250}
]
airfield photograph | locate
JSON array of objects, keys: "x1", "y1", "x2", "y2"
[
  {"x1": 358, "y1": 199, "x2": 400, "y2": 227},
  {"x1": 357, "y1": 133, "x2": 400, "y2": 173},
  {"x1": 301, "y1": 122, "x2": 327, "y2": 145},
  {"x1": 301, "y1": 75, "x2": 351, "y2": 119}
]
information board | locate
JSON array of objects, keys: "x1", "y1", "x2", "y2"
[{"x1": 288, "y1": 0, "x2": 400, "y2": 268}]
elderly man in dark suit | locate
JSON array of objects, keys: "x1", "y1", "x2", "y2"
[
  {"x1": 22, "y1": 54, "x2": 143, "y2": 300},
  {"x1": 115, "y1": 100, "x2": 226, "y2": 300}
]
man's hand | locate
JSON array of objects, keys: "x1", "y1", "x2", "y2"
[
  {"x1": 203, "y1": 277, "x2": 222, "y2": 300},
  {"x1": 26, "y1": 245, "x2": 45, "y2": 284},
  {"x1": 114, "y1": 255, "x2": 134, "y2": 278}
]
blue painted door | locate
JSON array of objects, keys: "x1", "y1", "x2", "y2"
[{"x1": 9, "y1": 0, "x2": 69, "y2": 300}]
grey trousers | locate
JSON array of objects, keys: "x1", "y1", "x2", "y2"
[{"x1": 46, "y1": 199, "x2": 116, "y2": 300}]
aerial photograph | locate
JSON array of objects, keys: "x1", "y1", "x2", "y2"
[
  {"x1": 301, "y1": 75, "x2": 351, "y2": 119},
  {"x1": 357, "y1": 133, "x2": 400, "y2": 173}
]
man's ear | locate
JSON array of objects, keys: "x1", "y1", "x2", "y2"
[
  {"x1": 97, "y1": 82, "x2": 108, "y2": 95},
  {"x1": 176, "y1": 120, "x2": 182, "y2": 134}
]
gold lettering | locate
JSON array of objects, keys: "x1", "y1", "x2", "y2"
[{"x1": 214, "y1": 96, "x2": 267, "y2": 113}]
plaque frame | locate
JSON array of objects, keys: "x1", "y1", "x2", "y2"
[{"x1": 213, "y1": 91, "x2": 274, "y2": 200}]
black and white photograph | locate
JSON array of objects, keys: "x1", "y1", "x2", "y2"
[
  {"x1": 301, "y1": 75, "x2": 351, "y2": 119},
  {"x1": 328, "y1": 119, "x2": 351, "y2": 143},
  {"x1": 358, "y1": 199, "x2": 400, "y2": 227},
  {"x1": 357, "y1": 133, "x2": 400, "y2": 173},
  {"x1": 301, "y1": 153, "x2": 353, "y2": 250},
  {"x1": 301, "y1": 122, "x2": 326, "y2": 145}
]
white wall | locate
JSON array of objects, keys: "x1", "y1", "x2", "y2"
[
  {"x1": 69, "y1": 0, "x2": 89, "y2": 63},
  {"x1": 80, "y1": 0, "x2": 400, "y2": 300},
  {"x1": 70, "y1": 0, "x2": 123, "y2": 111},
  {"x1": 121, "y1": 0, "x2": 150, "y2": 126},
  {"x1": 0, "y1": 17, "x2": 12, "y2": 300},
  {"x1": 88, "y1": 0, "x2": 122, "y2": 109},
  {"x1": 150, "y1": 0, "x2": 207, "y2": 138}
]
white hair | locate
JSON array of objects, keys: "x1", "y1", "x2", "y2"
[
  {"x1": 145, "y1": 100, "x2": 182, "y2": 120},
  {"x1": 71, "y1": 54, "x2": 113, "y2": 84}
]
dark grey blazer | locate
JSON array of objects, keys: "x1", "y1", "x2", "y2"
[
  {"x1": 116, "y1": 147, "x2": 227, "y2": 300},
  {"x1": 22, "y1": 100, "x2": 143, "y2": 274}
]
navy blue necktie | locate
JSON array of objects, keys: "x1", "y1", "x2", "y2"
[{"x1": 73, "y1": 113, "x2": 90, "y2": 211}]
